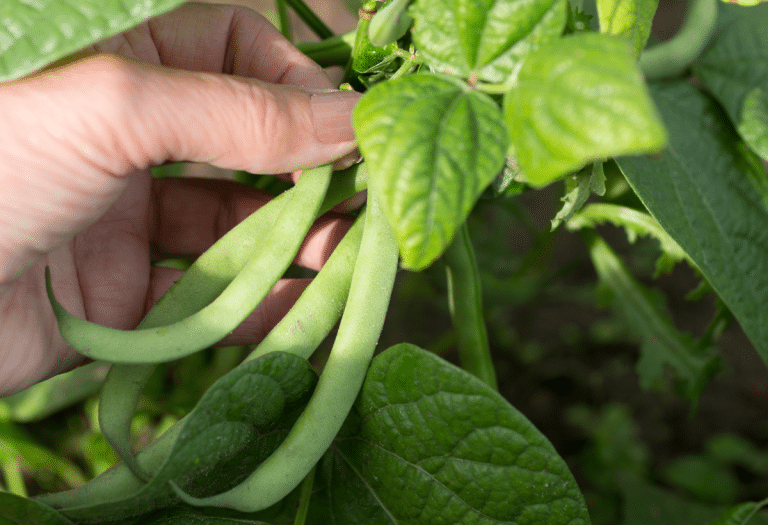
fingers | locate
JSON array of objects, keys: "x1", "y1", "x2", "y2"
[
  {"x1": 146, "y1": 266, "x2": 311, "y2": 346},
  {"x1": 11, "y1": 54, "x2": 360, "y2": 173},
  {"x1": 149, "y1": 177, "x2": 353, "y2": 270},
  {"x1": 0, "y1": 54, "x2": 360, "y2": 283},
  {"x1": 141, "y1": 3, "x2": 334, "y2": 89}
]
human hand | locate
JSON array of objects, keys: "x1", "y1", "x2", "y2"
[{"x1": 0, "y1": 2, "x2": 362, "y2": 397}]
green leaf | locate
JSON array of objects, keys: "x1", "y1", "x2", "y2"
[
  {"x1": 621, "y1": 477, "x2": 726, "y2": 525},
  {"x1": 505, "y1": 32, "x2": 667, "y2": 187},
  {"x1": 410, "y1": 0, "x2": 568, "y2": 83},
  {"x1": 137, "y1": 507, "x2": 272, "y2": 524},
  {"x1": 707, "y1": 500, "x2": 768, "y2": 525},
  {"x1": 597, "y1": 0, "x2": 659, "y2": 57},
  {"x1": 45, "y1": 352, "x2": 316, "y2": 524},
  {"x1": 615, "y1": 80, "x2": 768, "y2": 363},
  {"x1": 565, "y1": 404, "x2": 650, "y2": 489},
  {"x1": 0, "y1": 0, "x2": 187, "y2": 83},
  {"x1": 324, "y1": 343, "x2": 592, "y2": 525},
  {"x1": 707, "y1": 434, "x2": 768, "y2": 475},
  {"x1": 693, "y1": 7, "x2": 768, "y2": 158},
  {"x1": 551, "y1": 162, "x2": 606, "y2": 229},
  {"x1": 353, "y1": 74, "x2": 508, "y2": 270},
  {"x1": 567, "y1": 203, "x2": 688, "y2": 275},
  {"x1": 581, "y1": 232, "x2": 719, "y2": 402},
  {"x1": 0, "y1": 492, "x2": 75, "y2": 525},
  {"x1": 660, "y1": 455, "x2": 739, "y2": 504}
]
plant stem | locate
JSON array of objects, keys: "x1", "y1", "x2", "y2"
[
  {"x1": 639, "y1": 0, "x2": 718, "y2": 80},
  {"x1": 285, "y1": 0, "x2": 334, "y2": 40},
  {"x1": 475, "y1": 83, "x2": 510, "y2": 95},
  {"x1": 275, "y1": 0, "x2": 293, "y2": 40},
  {"x1": 293, "y1": 465, "x2": 316, "y2": 525},
  {"x1": 297, "y1": 31, "x2": 356, "y2": 68},
  {"x1": 389, "y1": 53, "x2": 422, "y2": 81},
  {"x1": 1, "y1": 460, "x2": 26, "y2": 497},
  {"x1": 443, "y1": 223, "x2": 498, "y2": 390}
]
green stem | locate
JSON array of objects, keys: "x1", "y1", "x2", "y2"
[
  {"x1": 285, "y1": 0, "x2": 334, "y2": 40},
  {"x1": 475, "y1": 83, "x2": 510, "y2": 95},
  {"x1": 172, "y1": 193, "x2": 400, "y2": 512},
  {"x1": 639, "y1": 0, "x2": 718, "y2": 80},
  {"x1": 297, "y1": 31, "x2": 356, "y2": 68},
  {"x1": 388, "y1": 53, "x2": 422, "y2": 81},
  {"x1": 443, "y1": 224, "x2": 498, "y2": 390},
  {"x1": 1, "y1": 460, "x2": 26, "y2": 497},
  {"x1": 275, "y1": 0, "x2": 293, "y2": 40},
  {"x1": 293, "y1": 465, "x2": 316, "y2": 525},
  {"x1": 0, "y1": 361, "x2": 109, "y2": 423}
]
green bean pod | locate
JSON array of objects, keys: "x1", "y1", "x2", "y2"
[
  {"x1": 368, "y1": 0, "x2": 413, "y2": 47},
  {"x1": 94, "y1": 163, "x2": 369, "y2": 484},
  {"x1": 172, "y1": 193, "x2": 400, "y2": 512}
]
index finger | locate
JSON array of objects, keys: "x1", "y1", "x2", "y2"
[{"x1": 101, "y1": 2, "x2": 335, "y2": 89}]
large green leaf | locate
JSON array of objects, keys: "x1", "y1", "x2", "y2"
[
  {"x1": 312, "y1": 344, "x2": 591, "y2": 525},
  {"x1": 597, "y1": 0, "x2": 659, "y2": 57},
  {"x1": 353, "y1": 74, "x2": 508, "y2": 270},
  {"x1": 580, "y1": 232, "x2": 719, "y2": 402},
  {"x1": 38, "y1": 352, "x2": 316, "y2": 524},
  {"x1": 410, "y1": 0, "x2": 567, "y2": 83},
  {"x1": 615, "y1": 81, "x2": 768, "y2": 362},
  {"x1": 0, "y1": 0, "x2": 187, "y2": 82},
  {"x1": 0, "y1": 492, "x2": 75, "y2": 525},
  {"x1": 505, "y1": 32, "x2": 667, "y2": 187},
  {"x1": 126, "y1": 507, "x2": 272, "y2": 525},
  {"x1": 693, "y1": 4, "x2": 768, "y2": 159}
]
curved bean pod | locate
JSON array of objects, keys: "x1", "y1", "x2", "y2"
[
  {"x1": 172, "y1": 192, "x2": 400, "y2": 512},
  {"x1": 367, "y1": 0, "x2": 413, "y2": 47},
  {"x1": 46, "y1": 164, "x2": 332, "y2": 364}
]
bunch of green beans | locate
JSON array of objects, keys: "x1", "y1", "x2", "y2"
[{"x1": 42, "y1": 161, "x2": 408, "y2": 513}]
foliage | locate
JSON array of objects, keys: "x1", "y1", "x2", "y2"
[{"x1": 2, "y1": 0, "x2": 768, "y2": 523}]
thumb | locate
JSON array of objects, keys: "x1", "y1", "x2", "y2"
[{"x1": 20, "y1": 54, "x2": 363, "y2": 175}]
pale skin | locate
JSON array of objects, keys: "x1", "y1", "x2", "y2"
[{"x1": 0, "y1": 2, "x2": 362, "y2": 397}]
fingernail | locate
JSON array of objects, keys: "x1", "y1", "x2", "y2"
[
  {"x1": 333, "y1": 148, "x2": 362, "y2": 171},
  {"x1": 310, "y1": 90, "x2": 362, "y2": 144}
]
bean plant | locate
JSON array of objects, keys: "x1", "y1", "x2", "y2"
[{"x1": 1, "y1": 0, "x2": 768, "y2": 523}]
